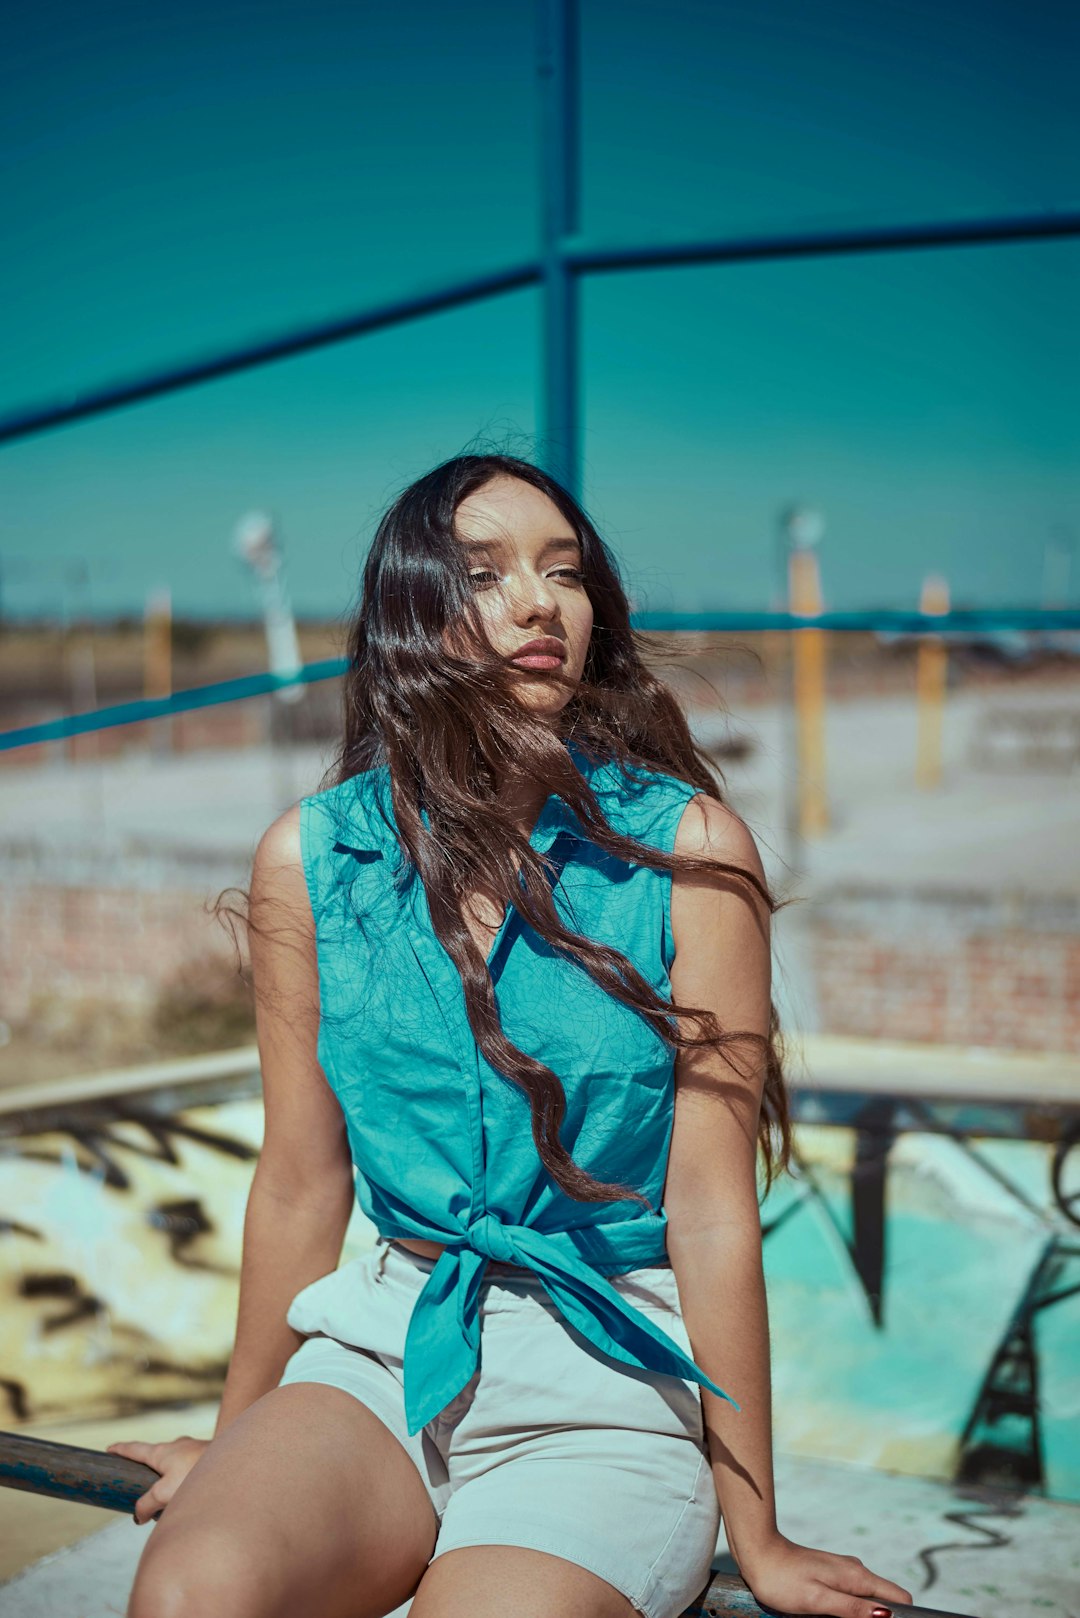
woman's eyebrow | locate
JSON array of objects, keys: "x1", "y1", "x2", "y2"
[{"x1": 460, "y1": 535, "x2": 581, "y2": 555}]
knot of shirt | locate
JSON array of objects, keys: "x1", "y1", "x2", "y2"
[
  {"x1": 397, "y1": 1215, "x2": 741, "y2": 1437},
  {"x1": 458, "y1": 1211, "x2": 519, "y2": 1266}
]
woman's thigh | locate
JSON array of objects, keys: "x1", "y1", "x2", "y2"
[
  {"x1": 410, "y1": 1544, "x2": 638, "y2": 1618},
  {"x1": 127, "y1": 1380, "x2": 440, "y2": 1618}
]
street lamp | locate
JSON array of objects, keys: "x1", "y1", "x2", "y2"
[
  {"x1": 233, "y1": 512, "x2": 303, "y2": 705},
  {"x1": 233, "y1": 511, "x2": 304, "y2": 809}
]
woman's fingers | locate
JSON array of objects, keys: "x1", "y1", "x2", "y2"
[
  {"x1": 113, "y1": 1436, "x2": 211, "y2": 1524},
  {"x1": 131, "y1": 1483, "x2": 167, "y2": 1526},
  {"x1": 858, "y1": 1566, "x2": 914, "y2": 1608},
  {"x1": 106, "y1": 1439, "x2": 161, "y2": 1467},
  {"x1": 825, "y1": 1557, "x2": 915, "y2": 1614},
  {"x1": 106, "y1": 1439, "x2": 170, "y2": 1524}
]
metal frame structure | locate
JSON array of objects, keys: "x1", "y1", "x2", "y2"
[
  {"x1": 1, "y1": 0, "x2": 1078, "y2": 754},
  {"x1": 0, "y1": 0, "x2": 1077, "y2": 508}
]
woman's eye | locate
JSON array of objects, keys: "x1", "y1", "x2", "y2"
[{"x1": 468, "y1": 567, "x2": 584, "y2": 588}]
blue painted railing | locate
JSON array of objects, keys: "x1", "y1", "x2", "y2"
[{"x1": 3, "y1": 609, "x2": 1079, "y2": 754}]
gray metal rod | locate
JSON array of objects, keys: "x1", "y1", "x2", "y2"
[{"x1": 0, "y1": 1433, "x2": 982, "y2": 1616}]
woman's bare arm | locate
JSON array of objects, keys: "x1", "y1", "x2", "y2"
[
  {"x1": 664, "y1": 794, "x2": 777, "y2": 1563},
  {"x1": 214, "y1": 802, "x2": 356, "y2": 1436},
  {"x1": 664, "y1": 795, "x2": 912, "y2": 1618}
]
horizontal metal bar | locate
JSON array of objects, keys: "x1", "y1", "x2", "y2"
[
  {"x1": 0, "y1": 260, "x2": 541, "y2": 446},
  {"x1": 690, "y1": 1570, "x2": 980, "y2": 1618},
  {"x1": 631, "y1": 609, "x2": 1080, "y2": 632},
  {"x1": 2, "y1": 209, "x2": 1075, "y2": 446},
  {"x1": 0, "y1": 1431, "x2": 157, "y2": 1515},
  {"x1": 0, "y1": 1432, "x2": 983, "y2": 1615},
  {"x1": 0, "y1": 657, "x2": 347, "y2": 751},
  {"x1": 2, "y1": 611, "x2": 1078, "y2": 753},
  {"x1": 566, "y1": 207, "x2": 1080, "y2": 274},
  {"x1": 2, "y1": 1034, "x2": 1077, "y2": 1134},
  {"x1": 0, "y1": 1032, "x2": 1073, "y2": 1116},
  {"x1": 0, "y1": 1047, "x2": 262, "y2": 1120}
]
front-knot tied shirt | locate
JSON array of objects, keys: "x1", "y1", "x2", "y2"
[{"x1": 299, "y1": 737, "x2": 741, "y2": 1435}]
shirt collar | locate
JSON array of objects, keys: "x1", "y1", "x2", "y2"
[{"x1": 337, "y1": 734, "x2": 609, "y2": 862}]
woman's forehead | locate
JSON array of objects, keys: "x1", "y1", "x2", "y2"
[{"x1": 454, "y1": 476, "x2": 572, "y2": 545}]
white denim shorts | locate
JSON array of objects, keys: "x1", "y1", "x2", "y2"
[{"x1": 278, "y1": 1236, "x2": 721, "y2": 1618}]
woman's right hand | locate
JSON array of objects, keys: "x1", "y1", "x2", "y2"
[{"x1": 106, "y1": 1436, "x2": 211, "y2": 1525}]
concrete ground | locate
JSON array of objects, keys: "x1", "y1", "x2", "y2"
[
  {"x1": 2, "y1": 682, "x2": 1078, "y2": 901},
  {"x1": 1, "y1": 1414, "x2": 1077, "y2": 1618}
]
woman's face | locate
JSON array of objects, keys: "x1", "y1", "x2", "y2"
[{"x1": 451, "y1": 473, "x2": 593, "y2": 722}]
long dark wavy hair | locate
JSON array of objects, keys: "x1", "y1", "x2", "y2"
[{"x1": 220, "y1": 450, "x2": 797, "y2": 1207}]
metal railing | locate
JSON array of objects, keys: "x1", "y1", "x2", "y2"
[{"x1": 3, "y1": 607, "x2": 1079, "y2": 755}]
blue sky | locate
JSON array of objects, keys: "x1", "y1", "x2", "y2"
[{"x1": 1, "y1": 0, "x2": 1077, "y2": 619}]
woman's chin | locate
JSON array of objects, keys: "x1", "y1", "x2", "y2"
[{"x1": 511, "y1": 688, "x2": 571, "y2": 721}]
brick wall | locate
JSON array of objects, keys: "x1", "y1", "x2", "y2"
[
  {"x1": 0, "y1": 845, "x2": 247, "y2": 1027},
  {"x1": 807, "y1": 887, "x2": 1080, "y2": 1053},
  {"x1": 3, "y1": 855, "x2": 1077, "y2": 1055}
]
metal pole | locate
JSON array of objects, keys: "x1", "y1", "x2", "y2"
[
  {"x1": 915, "y1": 573, "x2": 950, "y2": 791},
  {"x1": 0, "y1": 1434, "x2": 982, "y2": 1616},
  {"x1": 537, "y1": 0, "x2": 580, "y2": 499}
]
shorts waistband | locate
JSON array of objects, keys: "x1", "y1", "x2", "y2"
[
  {"x1": 371, "y1": 1236, "x2": 682, "y2": 1322},
  {"x1": 378, "y1": 1236, "x2": 545, "y2": 1280},
  {"x1": 375, "y1": 1235, "x2": 674, "y2": 1283}
]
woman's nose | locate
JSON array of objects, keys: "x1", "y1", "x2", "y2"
[{"x1": 506, "y1": 574, "x2": 558, "y2": 621}]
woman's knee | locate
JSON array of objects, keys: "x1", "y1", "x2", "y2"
[
  {"x1": 123, "y1": 1382, "x2": 437, "y2": 1618},
  {"x1": 127, "y1": 1525, "x2": 273, "y2": 1618},
  {"x1": 127, "y1": 1520, "x2": 424, "y2": 1618}
]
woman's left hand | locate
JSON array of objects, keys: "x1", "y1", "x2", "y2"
[{"x1": 736, "y1": 1530, "x2": 914, "y2": 1617}]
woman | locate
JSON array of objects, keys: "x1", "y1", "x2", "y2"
[{"x1": 109, "y1": 453, "x2": 913, "y2": 1618}]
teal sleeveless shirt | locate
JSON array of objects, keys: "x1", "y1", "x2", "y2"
[{"x1": 299, "y1": 737, "x2": 741, "y2": 1435}]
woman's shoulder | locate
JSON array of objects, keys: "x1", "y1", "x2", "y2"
[
  {"x1": 670, "y1": 791, "x2": 760, "y2": 861},
  {"x1": 581, "y1": 749, "x2": 703, "y2": 856},
  {"x1": 283, "y1": 767, "x2": 401, "y2": 930},
  {"x1": 578, "y1": 748, "x2": 764, "y2": 876},
  {"x1": 249, "y1": 802, "x2": 308, "y2": 921},
  {"x1": 668, "y1": 792, "x2": 769, "y2": 919},
  {"x1": 299, "y1": 764, "x2": 396, "y2": 850}
]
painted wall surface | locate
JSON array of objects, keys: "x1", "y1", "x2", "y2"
[{"x1": 2, "y1": 1090, "x2": 1076, "y2": 1502}]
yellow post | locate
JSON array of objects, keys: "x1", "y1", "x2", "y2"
[
  {"x1": 788, "y1": 547, "x2": 829, "y2": 836},
  {"x1": 143, "y1": 587, "x2": 172, "y2": 701},
  {"x1": 143, "y1": 586, "x2": 174, "y2": 756},
  {"x1": 915, "y1": 573, "x2": 949, "y2": 790}
]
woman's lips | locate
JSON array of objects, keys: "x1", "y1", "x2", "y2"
[{"x1": 510, "y1": 652, "x2": 565, "y2": 670}]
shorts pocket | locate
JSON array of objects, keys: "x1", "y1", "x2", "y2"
[
  {"x1": 610, "y1": 1265, "x2": 691, "y2": 1351},
  {"x1": 284, "y1": 1249, "x2": 409, "y2": 1364},
  {"x1": 607, "y1": 1266, "x2": 707, "y2": 1446}
]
